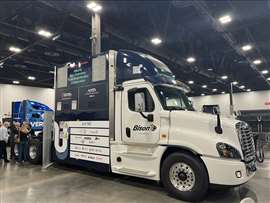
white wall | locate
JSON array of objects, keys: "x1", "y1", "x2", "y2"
[
  {"x1": 190, "y1": 90, "x2": 270, "y2": 116},
  {"x1": 0, "y1": 84, "x2": 54, "y2": 119}
]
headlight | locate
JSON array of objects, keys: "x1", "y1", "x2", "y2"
[{"x1": 216, "y1": 143, "x2": 241, "y2": 159}]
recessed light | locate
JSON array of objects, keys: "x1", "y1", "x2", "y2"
[
  {"x1": 267, "y1": 77, "x2": 270, "y2": 81},
  {"x1": 38, "y1": 29, "x2": 53, "y2": 38},
  {"x1": 219, "y1": 15, "x2": 232, "y2": 24},
  {"x1": 151, "y1": 37, "x2": 162, "y2": 45},
  {"x1": 232, "y1": 81, "x2": 238, "y2": 85},
  {"x1": 212, "y1": 88, "x2": 217, "y2": 92},
  {"x1": 253, "y1": 59, "x2": 262, "y2": 65},
  {"x1": 188, "y1": 80, "x2": 194, "y2": 84},
  {"x1": 9, "y1": 46, "x2": 22, "y2": 53},
  {"x1": 247, "y1": 89, "x2": 251, "y2": 92},
  {"x1": 221, "y1": 75, "x2": 228, "y2": 80},
  {"x1": 239, "y1": 85, "x2": 245, "y2": 89},
  {"x1": 241, "y1": 44, "x2": 252, "y2": 51},
  {"x1": 12, "y1": 80, "x2": 20, "y2": 84},
  {"x1": 187, "y1": 57, "x2": 196, "y2": 63},
  {"x1": 28, "y1": 76, "x2": 36, "y2": 80},
  {"x1": 87, "y1": 2, "x2": 102, "y2": 12},
  {"x1": 261, "y1": 70, "x2": 269, "y2": 75},
  {"x1": 202, "y1": 85, "x2": 207, "y2": 88},
  {"x1": 221, "y1": 91, "x2": 225, "y2": 94},
  {"x1": 207, "y1": 68, "x2": 213, "y2": 71},
  {"x1": 201, "y1": 93, "x2": 205, "y2": 96}
]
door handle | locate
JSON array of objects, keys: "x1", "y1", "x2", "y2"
[{"x1": 126, "y1": 127, "x2": 131, "y2": 138}]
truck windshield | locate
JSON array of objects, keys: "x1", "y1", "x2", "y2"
[{"x1": 155, "y1": 85, "x2": 194, "y2": 111}]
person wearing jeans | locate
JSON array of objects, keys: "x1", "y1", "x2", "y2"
[{"x1": 18, "y1": 122, "x2": 30, "y2": 163}]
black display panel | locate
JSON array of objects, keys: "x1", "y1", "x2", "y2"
[{"x1": 55, "y1": 56, "x2": 109, "y2": 121}]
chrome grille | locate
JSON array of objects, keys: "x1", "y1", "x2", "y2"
[{"x1": 236, "y1": 122, "x2": 256, "y2": 172}]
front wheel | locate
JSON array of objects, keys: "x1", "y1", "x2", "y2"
[
  {"x1": 27, "y1": 139, "x2": 42, "y2": 164},
  {"x1": 161, "y1": 152, "x2": 209, "y2": 202}
]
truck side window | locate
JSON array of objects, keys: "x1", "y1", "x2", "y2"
[{"x1": 128, "y1": 88, "x2": 155, "y2": 112}]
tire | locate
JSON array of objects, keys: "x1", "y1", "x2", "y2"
[
  {"x1": 27, "y1": 139, "x2": 42, "y2": 164},
  {"x1": 161, "y1": 152, "x2": 209, "y2": 202}
]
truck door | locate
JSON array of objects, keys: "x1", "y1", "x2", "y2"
[{"x1": 122, "y1": 85, "x2": 160, "y2": 144}]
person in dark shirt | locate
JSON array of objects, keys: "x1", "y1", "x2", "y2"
[
  {"x1": 18, "y1": 122, "x2": 30, "y2": 163},
  {"x1": 9, "y1": 122, "x2": 20, "y2": 160}
]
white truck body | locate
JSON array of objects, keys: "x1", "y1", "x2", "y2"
[{"x1": 54, "y1": 50, "x2": 256, "y2": 201}]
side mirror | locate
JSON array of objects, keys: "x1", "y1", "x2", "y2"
[{"x1": 134, "y1": 92, "x2": 145, "y2": 112}]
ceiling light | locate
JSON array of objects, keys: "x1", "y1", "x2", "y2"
[
  {"x1": 232, "y1": 81, "x2": 238, "y2": 85},
  {"x1": 239, "y1": 85, "x2": 245, "y2": 89},
  {"x1": 219, "y1": 15, "x2": 232, "y2": 24},
  {"x1": 241, "y1": 44, "x2": 252, "y2": 51},
  {"x1": 221, "y1": 91, "x2": 225, "y2": 94},
  {"x1": 221, "y1": 75, "x2": 228, "y2": 80},
  {"x1": 0, "y1": 62, "x2": 4, "y2": 68},
  {"x1": 207, "y1": 68, "x2": 213, "y2": 71},
  {"x1": 202, "y1": 85, "x2": 207, "y2": 88},
  {"x1": 187, "y1": 57, "x2": 196, "y2": 63},
  {"x1": 267, "y1": 77, "x2": 270, "y2": 81},
  {"x1": 87, "y1": 2, "x2": 102, "y2": 12},
  {"x1": 188, "y1": 80, "x2": 194, "y2": 84},
  {"x1": 261, "y1": 70, "x2": 269, "y2": 75},
  {"x1": 28, "y1": 76, "x2": 36, "y2": 80},
  {"x1": 9, "y1": 46, "x2": 22, "y2": 53},
  {"x1": 247, "y1": 89, "x2": 251, "y2": 92},
  {"x1": 201, "y1": 93, "x2": 205, "y2": 96},
  {"x1": 12, "y1": 80, "x2": 20, "y2": 84},
  {"x1": 253, "y1": 59, "x2": 262, "y2": 65},
  {"x1": 212, "y1": 88, "x2": 217, "y2": 92},
  {"x1": 38, "y1": 29, "x2": 53, "y2": 38},
  {"x1": 151, "y1": 37, "x2": 162, "y2": 45}
]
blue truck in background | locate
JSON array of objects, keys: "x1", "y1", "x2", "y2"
[{"x1": 11, "y1": 100, "x2": 53, "y2": 163}]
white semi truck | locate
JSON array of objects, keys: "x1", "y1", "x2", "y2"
[{"x1": 54, "y1": 50, "x2": 256, "y2": 201}]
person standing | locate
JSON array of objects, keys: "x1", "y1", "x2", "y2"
[
  {"x1": 18, "y1": 122, "x2": 30, "y2": 163},
  {"x1": 0, "y1": 122, "x2": 10, "y2": 163},
  {"x1": 9, "y1": 122, "x2": 20, "y2": 160}
]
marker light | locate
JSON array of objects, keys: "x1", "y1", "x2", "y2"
[
  {"x1": 219, "y1": 15, "x2": 232, "y2": 24},
  {"x1": 9, "y1": 46, "x2": 22, "y2": 53},
  {"x1": 151, "y1": 38, "x2": 162, "y2": 45}
]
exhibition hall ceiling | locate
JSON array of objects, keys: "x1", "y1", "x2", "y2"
[{"x1": 0, "y1": 0, "x2": 269, "y2": 96}]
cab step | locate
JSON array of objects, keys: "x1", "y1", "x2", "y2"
[{"x1": 113, "y1": 166, "x2": 156, "y2": 177}]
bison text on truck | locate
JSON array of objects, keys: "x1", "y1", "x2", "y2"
[{"x1": 54, "y1": 50, "x2": 256, "y2": 201}]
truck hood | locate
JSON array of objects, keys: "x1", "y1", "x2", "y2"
[{"x1": 168, "y1": 110, "x2": 242, "y2": 157}]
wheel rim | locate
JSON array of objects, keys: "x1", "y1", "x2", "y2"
[
  {"x1": 169, "y1": 162, "x2": 195, "y2": 191},
  {"x1": 29, "y1": 145, "x2": 37, "y2": 159}
]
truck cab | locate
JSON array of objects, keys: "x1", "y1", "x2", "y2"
[{"x1": 54, "y1": 50, "x2": 256, "y2": 202}]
